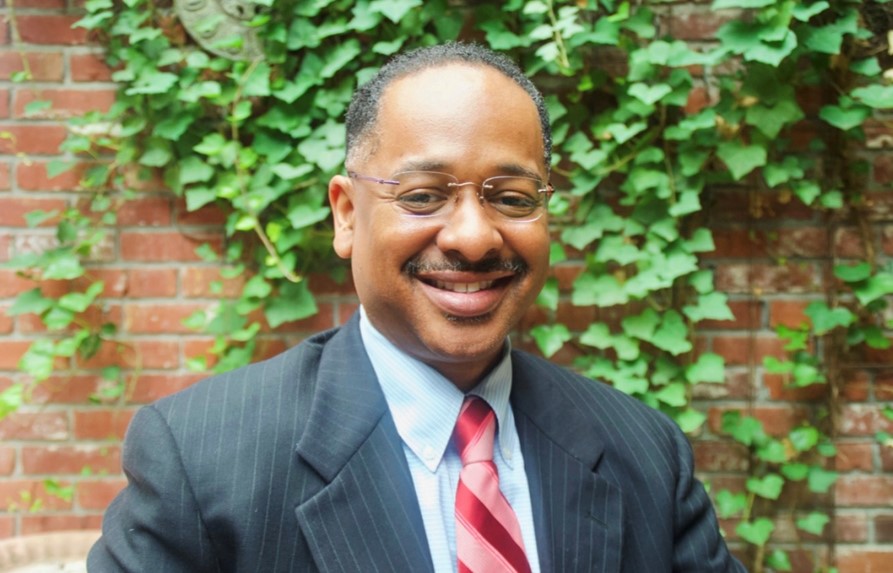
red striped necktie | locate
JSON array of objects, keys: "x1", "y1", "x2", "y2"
[{"x1": 454, "y1": 396, "x2": 532, "y2": 573}]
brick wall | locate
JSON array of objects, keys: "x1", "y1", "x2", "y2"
[{"x1": 1, "y1": 2, "x2": 891, "y2": 570}]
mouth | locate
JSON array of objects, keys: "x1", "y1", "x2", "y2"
[{"x1": 430, "y1": 279, "x2": 495, "y2": 293}]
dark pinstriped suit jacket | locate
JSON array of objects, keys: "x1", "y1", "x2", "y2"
[{"x1": 88, "y1": 314, "x2": 745, "y2": 572}]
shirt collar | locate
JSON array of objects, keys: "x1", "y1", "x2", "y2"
[{"x1": 358, "y1": 306, "x2": 517, "y2": 472}]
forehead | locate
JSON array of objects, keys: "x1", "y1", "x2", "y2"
[{"x1": 370, "y1": 63, "x2": 545, "y2": 172}]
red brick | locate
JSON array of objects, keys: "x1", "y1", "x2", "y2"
[
  {"x1": 710, "y1": 334, "x2": 786, "y2": 366},
  {"x1": 307, "y1": 271, "x2": 356, "y2": 296},
  {"x1": 551, "y1": 262, "x2": 584, "y2": 292},
  {"x1": 0, "y1": 196, "x2": 67, "y2": 226},
  {"x1": 836, "y1": 475, "x2": 893, "y2": 506},
  {"x1": 338, "y1": 302, "x2": 359, "y2": 325},
  {"x1": 22, "y1": 445, "x2": 121, "y2": 475},
  {"x1": 77, "y1": 338, "x2": 180, "y2": 370},
  {"x1": 183, "y1": 338, "x2": 218, "y2": 370},
  {"x1": 77, "y1": 479, "x2": 126, "y2": 510},
  {"x1": 0, "y1": 162, "x2": 9, "y2": 189},
  {"x1": 699, "y1": 299, "x2": 762, "y2": 330},
  {"x1": 835, "y1": 512, "x2": 869, "y2": 543},
  {"x1": 840, "y1": 370, "x2": 871, "y2": 402},
  {"x1": 129, "y1": 373, "x2": 204, "y2": 404},
  {"x1": 0, "y1": 479, "x2": 73, "y2": 511},
  {"x1": 120, "y1": 231, "x2": 223, "y2": 262},
  {"x1": 21, "y1": 514, "x2": 103, "y2": 535},
  {"x1": 714, "y1": 262, "x2": 818, "y2": 294},
  {"x1": 0, "y1": 306, "x2": 12, "y2": 334},
  {"x1": 0, "y1": 517, "x2": 12, "y2": 539},
  {"x1": 0, "y1": 88, "x2": 9, "y2": 118},
  {"x1": 685, "y1": 85, "x2": 710, "y2": 115},
  {"x1": 692, "y1": 440, "x2": 749, "y2": 472},
  {"x1": 29, "y1": 374, "x2": 100, "y2": 404},
  {"x1": 768, "y1": 299, "x2": 810, "y2": 329},
  {"x1": 0, "y1": 340, "x2": 30, "y2": 369},
  {"x1": 268, "y1": 302, "x2": 335, "y2": 334},
  {"x1": 7, "y1": 0, "x2": 67, "y2": 7},
  {"x1": 710, "y1": 189, "x2": 815, "y2": 222},
  {"x1": 117, "y1": 195, "x2": 173, "y2": 226},
  {"x1": 72, "y1": 409, "x2": 134, "y2": 440},
  {"x1": 0, "y1": 232, "x2": 12, "y2": 261},
  {"x1": 124, "y1": 302, "x2": 205, "y2": 334},
  {"x1": 122, "y1": 268, "x2": 178, "y2": 298},
  {"x1": 883, "y1": 227, "x2": 893, "y2": 256},
  {"x1": 0, "y1": 123, "x2": 68, "y2": 154},
  {"x1": 15, "y1": 161, "x2": 88, "y2": 191},
  {"x1": 0, "y1": 17, "x2": 8, "y2": 46},
  {"x1": 707, "y1": 406, "x2": 810, "y2": 437},
  {"x1": 874, "y1": 153, "x2": 893, "y2": 185},
  {"x1": 70, "y1": 52, "x2": 114, "y2": 82},
  {"x1": 841, "y1": 405, "x2": 893, "y2": 436},
  {"x1": 0, "y1": 447, "x2": 15, "y2": 475},
  {"x1": 864, "y1": 192, "x2": 893, "y2": 222},
  {"x1": 13, "y1": 88, "x2": 116, "y2": 119},
  {"x1": 182, "y1": 266, "x2": 246, "y2": 298},
  {"x1": 174, "y1": 199, "x2": 228, "y2": 226},
  {"x1": 15, "y1": 15, "x2": 90, "y2": 45},
  {"x1": 662, "y1": 8, "x2": 734, "y2": 41},
  {"x1": 875, "y1": 514, "x2": 893, "y2": 543},
  {"x1": 0, "y1": 51, "x2": 64, "y2": 81},
  {"x1": 0, "y1": 411, "x2": 69, "y2": 440},
  {"x1": 834, "y1": 226, "x2": 871, "y2": 258},
  {"x1": 17, "y1": 302, "x2": 121, "y2": 335},
  {"x1": 763, "y1": 373, "x2": 827, "y2": 401},
  {"x1": 835, "y1": 442, "x2": 875, "y2": 472}
]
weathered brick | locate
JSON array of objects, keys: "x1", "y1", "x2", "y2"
[
  {"x1": 835, "y1": 442, "x2": 875, "y2": 472},
  {"x1": 0, "y1": 196, "x2": 67, "y2": 226},
  {"x1": 0, "y1": 123, "x2": 68, "y2": 155},
  {"x1": 77, "y1": 339, "x2": 180, "y2": 370},
  {"x1": 22, "y1": 445, "x2": 121, "y2": 475},
  {"x1": 117, "y1": 195, "x2": 173, "y2": 226},
  {"x1": 15, "y1": 15, "x2": 90, "y2": 45},
  {"x1": 120, "y1": 231, "x2": 223, "y2": 262},
  {"x1": 128, "y1": 373, "x2": 204, "y2": 404},
  {"x1": 840, "y1": 404, "x2": 893, "y2": 436},
  {"x1": 836, "y1": 475, "x2": 893, "y2": 506},
  {"x1": 707, "y1": 405, "x2": 810, "y2": 437},
  {"x1": 13, "y1": 88, "x2": 116, "y2": 119},
  {"x1": 15, "y1": 160, "x2": 88, "y2": 191},
  {"x1": 76, "y1": 479, "x2": 126, "y2": 510},
  {"x1": 714, "y1": 262, "x2": 819, "y2": 294},
  {"x1": 70, "y1": 52, "x2": 114, "y2": 82},
  {"x1": 181, "y1": 266, "x2": 246, "y2": 298},
  {"x1": 124, "y1": 302, "x2": 205, "y2": 334},
  {"x1": 20, "y1": 514, "x2": 103, "y2": 535},
  {"x1": 0, "y1": 52, "x2": 64, "y2": 81},
  {"x1": 0, "y1": 479, "x2": 73, "y2": 512},
  {"x1": 72, "y1": 409, "x2": 134, "y2": 440},
  {"x1": 0, "y1": 447, "x2": 15, "y2": 476},
  {"x1": 0, "y1": 411, "x2": 69, "y2": 440}
]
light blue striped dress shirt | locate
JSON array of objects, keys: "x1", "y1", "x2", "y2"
[{"x1": 359, "y1": 308, "x2": 541, "y2": 573}]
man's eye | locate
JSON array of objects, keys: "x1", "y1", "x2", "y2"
[
  {"x1": 488, "y1": 192, "x2": 539, "y2": 213},
  {"x1": 396, "y1": 189, "x2": 449, "y2": 212}
]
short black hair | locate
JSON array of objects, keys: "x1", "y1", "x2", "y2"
[{"x1": 344, "y1": 42, "x2": 552, "y2": 172}]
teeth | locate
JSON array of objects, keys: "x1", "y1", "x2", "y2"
[{"x1": 432, "y1": 280, "x2": 494, "y2": 293}]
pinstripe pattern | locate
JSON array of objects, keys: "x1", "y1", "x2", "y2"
[{"x1": 88, "y1": 314, "x2": 744, "y2": 572}]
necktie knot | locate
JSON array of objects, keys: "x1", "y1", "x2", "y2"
[{"x1": 455, "y1": 396, "x2": 496, "y2": 465}]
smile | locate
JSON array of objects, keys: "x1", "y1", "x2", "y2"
[{"x1": 432, "y1": 280, "x2": 495, "y2": 293}]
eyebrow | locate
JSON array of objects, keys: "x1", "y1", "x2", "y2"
[{"x1": 392, "y1": 161, "x2": 544, "y2": 180}]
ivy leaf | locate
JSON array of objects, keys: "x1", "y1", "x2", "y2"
[
  {"x1": 185, "y1": 187, "x2": 218, "y2": 212},
  {"x1": 736, "y1": 518, "x2": 774, "y2": 546},
  {"x1": 804, "y1": 301, "x2": 854, "y2": 335},
  {"x1": 674, "y1": 408, "x2": 706, "y2": 433},
  {"x1": 853, "y1": 272, "x2": 893, "y2": 306},
  {"x1": 722, "y1": 411, "x2": 766, "y2": 446},
  {"x1": 572, "y1": 273, "x2": 629, "y2": 307},
  {"x1": 820, "y1": 104, "x2": 870, "y2": 130},
  {"x1": 789, "y1": 426, "x2": 820, "y2": 452},
  {"x1": 369, "y1": 0, "x2": 422, "y2": 23},
  {"x1": 628, "y1": 82, "x2": 672, "y2": 105},
  {"x1": 792, "y1": 181, "x2": 822, "y2": 205},
  {"x1": 178, "y1": 156, "x2": 215, "y2": 185},
  {"x1": 595, "y1": 235, "x2": 641, "y2": 265},
  {"x1": 747, "y1": 473, "x2": 784, "y2": 500},
  {"x1": 763, "y1": 156, "x2": 805, "y2": 187},
  {"x1": 792, "y1": 1, "x2": 829, "y2": 21},
  {"x1": 712, "y1": 0, "x2": 775, "y2": 8},
  {"x1": 745, "y1": 99, "x2": 804, "y2": 139},
  {"x1": 536, "y1": 277, "x2": 559, "y2": 311},
  {"x1": 320, "y1": 40, "x2": 362, "y2": 79},
  {"x1": 287, "y1": 204, "x2": 330, "y2": 230},
  {"x1": 265, "y1": 281, "x2": 317, "y2": 328},
  {"x1": 0, "y1": 384, "x2": 24, "y2": 420},
  {"x1": 683, "y1": 291, "x2": 734, "y2": 323},
  {"x1": 756, "y1": 439, "x2": 789, "y2": 464},
  {"x1": 655, "y1": 382, "x2": 687, "y2": 407},
  {"x1": 605, "y1": 122, "x2": 647, "y2": 145},
  {"x1": 242, "y1": 62, "x2": 271, "y2": 97},
  {"x1": 797, "y1": 512, "x2": 829, "y2": 536},
  {"x1": 651, "y1": 311, "x2": 692, "y2": 355},
  {"x1": 714, "y1": 489, "x2": 747, "y2": 519},
  {"x1": 717, "y1": 141, "x2": 767, "y2": 180},
  {"x1": 622, "y1": 308, "x2": 660, "y2": 341},
  {"x1": 807, "y1": 467, "x2": 838, "y2": 493},
  {"x1": 833, "y1": 262, "x2": 871, "y2": 283},
  {"x1": 531, "y1": 324, "x2": 571, "y2": 358},
  {"x1": 686, "y1": 352, "x2": 725, "y2": 384},
  {"x1": 781, "y1": 462, "x2": 809, "y2": 481},
  {"x1": 851, "y1": 57, "x2": 882, "y2": 77},
  {"x1": 125, "y1": 71, "x2": 178, "y2": 95},
  {"x1": 766, "y1": 549, "x2": 792, "y2": 571},
  {"x1": 8, "y1": 288, "x2": 53, "y2": 316},
  {"x1": 851, "y1": 85, "x2": 893, "y2": 109}
]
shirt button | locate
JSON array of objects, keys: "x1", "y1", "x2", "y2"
[{"x1": 422, "y1": 445, "x2": 436, "y2": 461}]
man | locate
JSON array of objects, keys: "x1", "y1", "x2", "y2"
[{"x1": 89, "y1": 43, "x2": 744, "y2": 572}]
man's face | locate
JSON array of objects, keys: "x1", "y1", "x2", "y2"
[{"x1": 329, "y1": 64, "x2": 550, "y2": 389}]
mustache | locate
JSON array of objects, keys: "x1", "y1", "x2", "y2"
[{"x1": 403, "y1": 256, "x2": 528, "y2": 276}]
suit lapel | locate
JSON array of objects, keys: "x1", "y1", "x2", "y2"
[
  {"x1": 294, "y1": 317, "x2": 434, "y2": 573},
  {"x1": 512, "y1": 352, "x2": 624, "y2": 573}
]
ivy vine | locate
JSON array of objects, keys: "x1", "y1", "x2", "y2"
[{"x1": 3, "y1": 0, "x2": 892, "y2": 570}]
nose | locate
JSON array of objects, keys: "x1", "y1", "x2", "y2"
[{"x1": 435, "y1": 188, "x2": 504, "y2": 262}]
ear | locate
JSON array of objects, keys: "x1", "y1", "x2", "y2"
[{"x1": 329, "y1": 174, "x2": 355, "y2": 259}]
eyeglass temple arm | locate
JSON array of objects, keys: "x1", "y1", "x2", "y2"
[{"x1": 347, "y1": 171, "x2": 400, "y2": 186}]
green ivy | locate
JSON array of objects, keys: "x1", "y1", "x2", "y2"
[{"x1": 3, "y1": 0, "x2": 892, "y2": 570}]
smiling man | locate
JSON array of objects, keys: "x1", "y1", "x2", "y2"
[{"x1": 89, "y1": 43, "x2": 745, "y2": 572}]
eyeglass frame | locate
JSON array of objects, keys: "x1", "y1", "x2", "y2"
[{"x1": 347, "y1": 170, "x2": 554, "y2": 224}]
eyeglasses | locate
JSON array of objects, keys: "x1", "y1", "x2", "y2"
[{"x1": 348, "y1": 170, "x2": 553, "y2": 223}]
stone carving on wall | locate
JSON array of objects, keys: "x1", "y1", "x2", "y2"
[{"x1": 174, "y1": 0, "x2": 264, "y2": 60}]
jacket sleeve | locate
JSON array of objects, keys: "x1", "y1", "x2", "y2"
[
  {"x1": 669, "y1": 423, "x2": 747, "y2": 573},
  {"x1": 88, "y1": 405, "x2": 219, "y2": 572}
]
